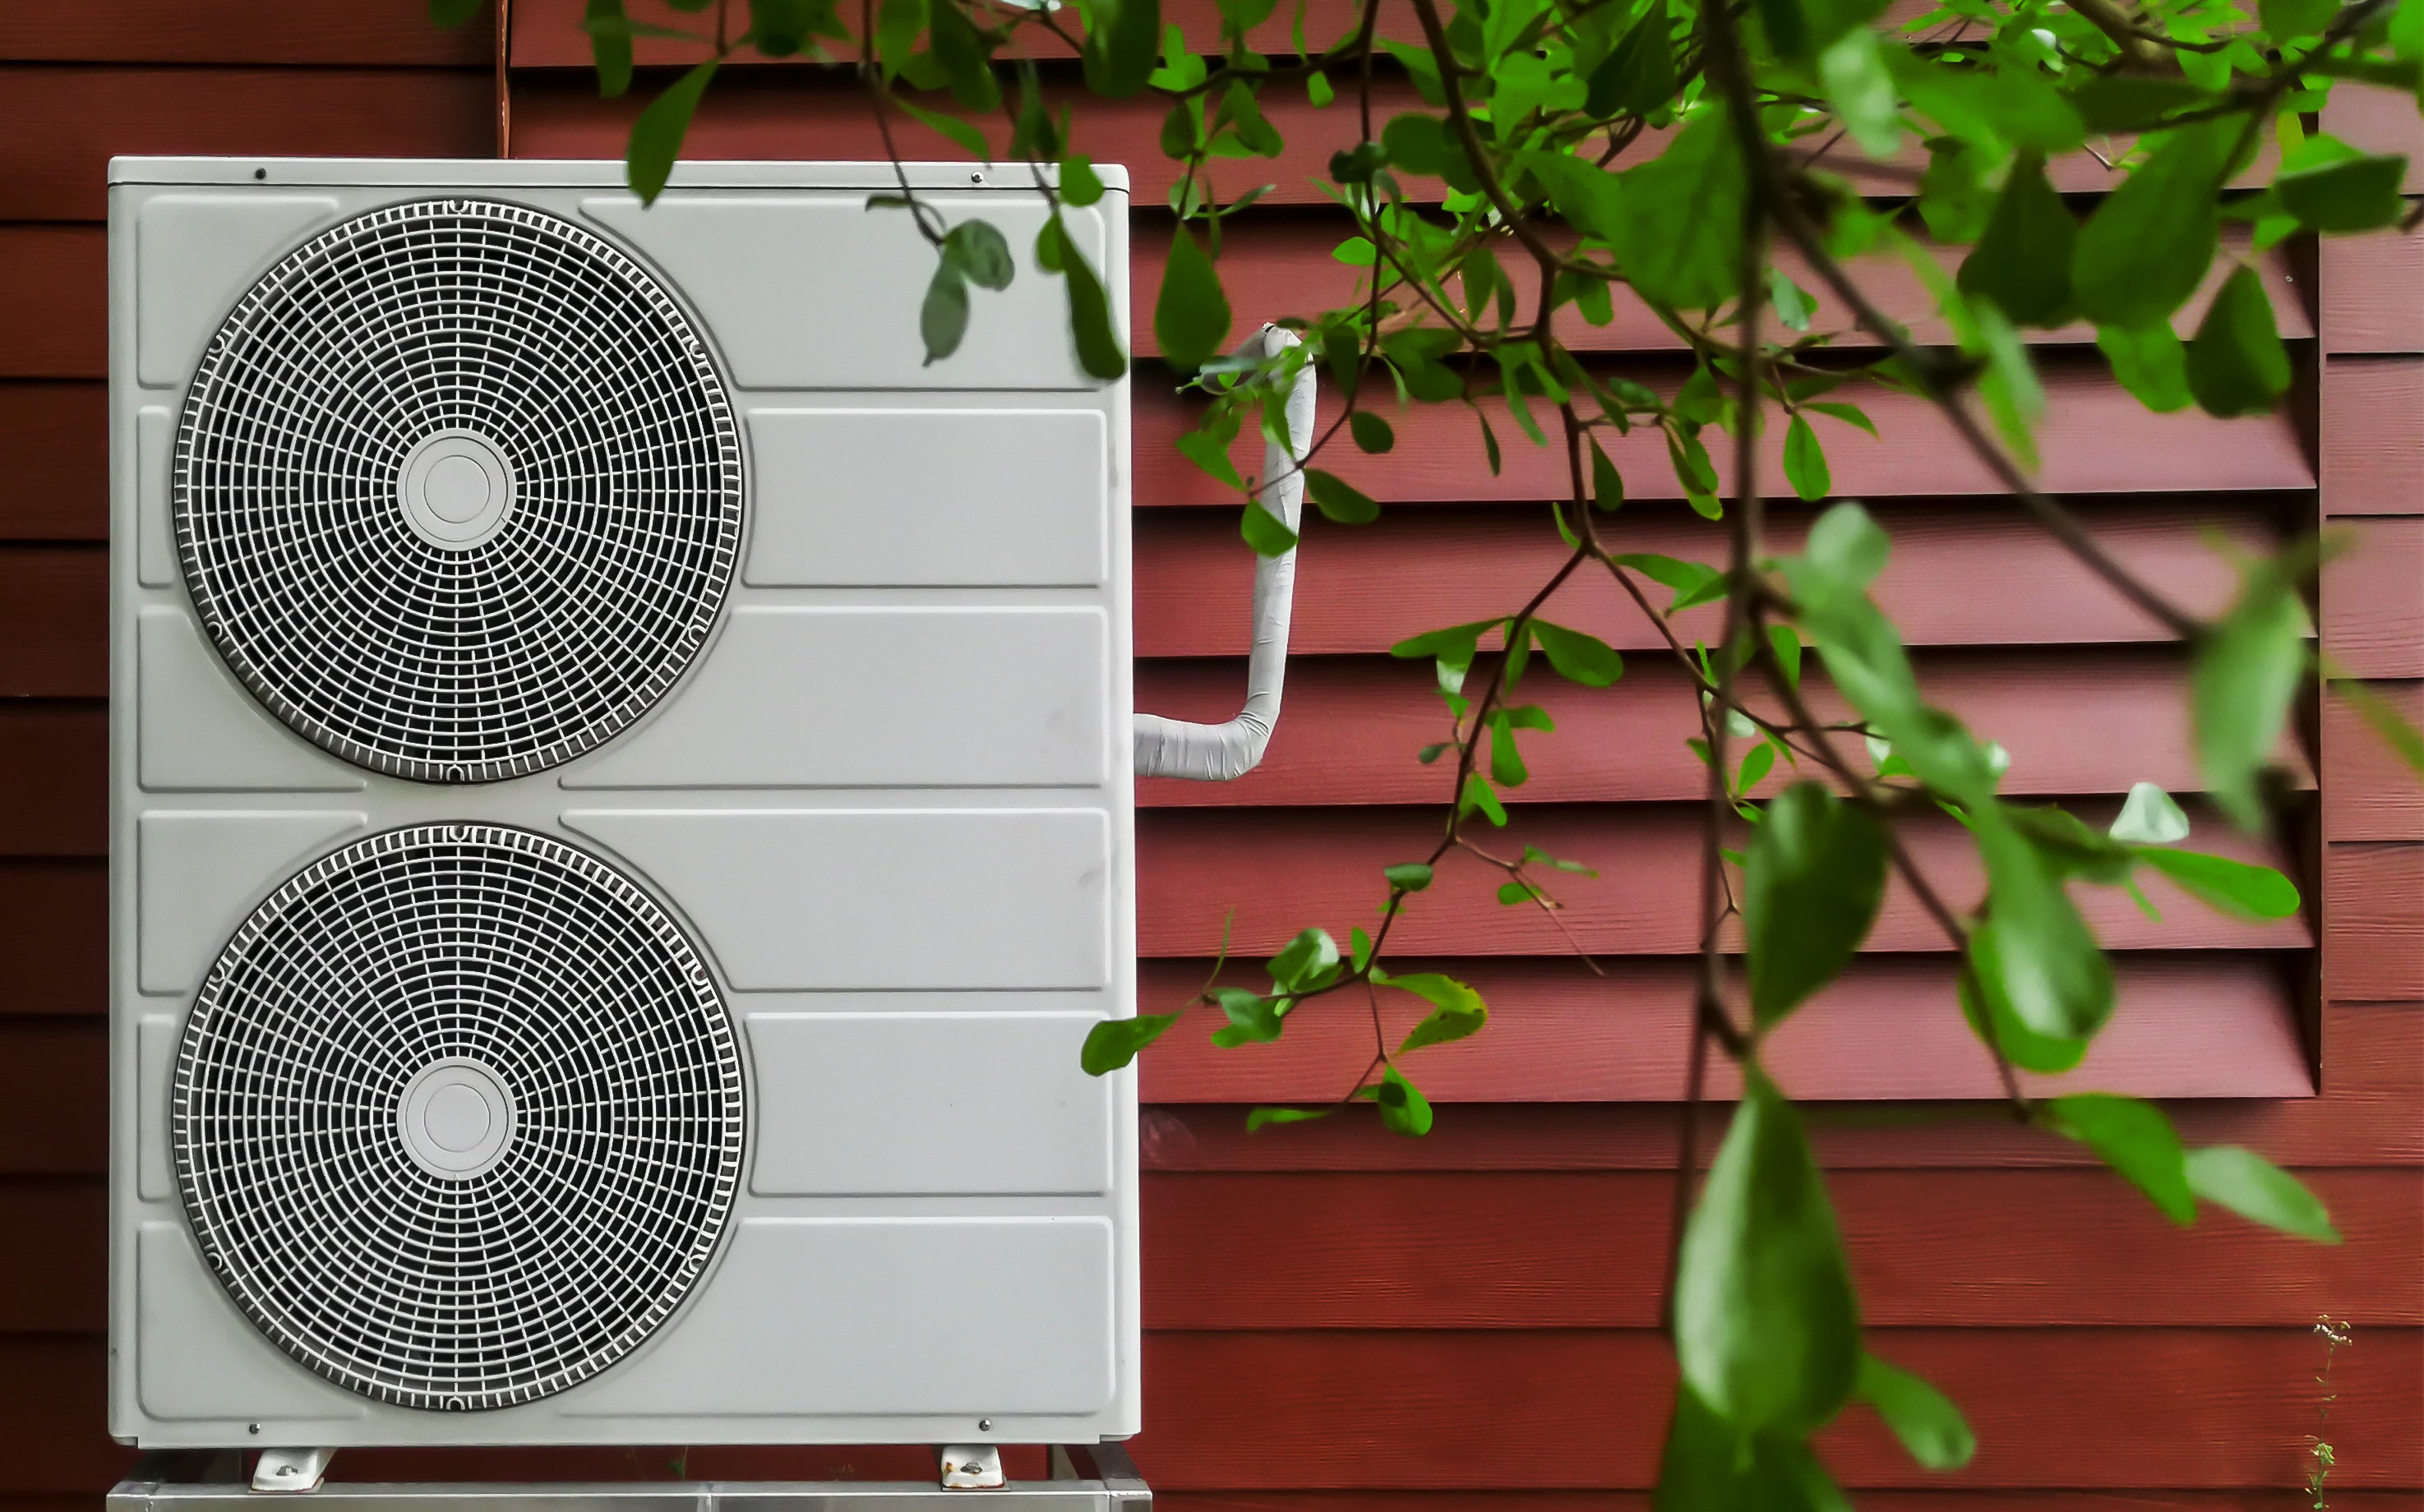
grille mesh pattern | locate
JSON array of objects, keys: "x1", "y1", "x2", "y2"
[
  {"x1": 173, "y1": 824, "x2": 745, "y2": 1412},
  {"x1": 175, "y1": 199, "x2": 743, "y2": 783}
]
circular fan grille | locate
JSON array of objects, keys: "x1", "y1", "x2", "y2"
[
  {"x1": 173, "y1": 824, "x2": 746, "y2": 1412},
  {"x1": 175, "y1": 198, "x2": 744, "y2": 783}
]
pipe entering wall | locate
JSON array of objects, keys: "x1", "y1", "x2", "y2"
[{"x1": 1133, "y1": 325, "x2": 1318, "y2": 781}]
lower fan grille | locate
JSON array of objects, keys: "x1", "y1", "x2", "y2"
[{"x1": 173, "y1": 824, "x2": 745, "y2": 1412}]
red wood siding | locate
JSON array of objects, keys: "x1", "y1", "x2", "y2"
[{"x1": 0, "y1": 5, "x2": 2415, "y2": 1510}]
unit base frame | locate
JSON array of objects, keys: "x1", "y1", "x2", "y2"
[{"x1": 111, "y1": 1449, "x2": 1147, "y2": 1512}]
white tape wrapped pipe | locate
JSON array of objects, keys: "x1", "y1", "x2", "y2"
[{"x1": 1134, "y1": 324, "x2": 1318, "y2": 781}]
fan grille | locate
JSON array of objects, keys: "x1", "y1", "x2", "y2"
[
  {"x1": 173, "y1": 824, "x2": 746, "y2": 1412},
  {"x1": 175, "y1": 198, "x2": 743, "y2": 783}
]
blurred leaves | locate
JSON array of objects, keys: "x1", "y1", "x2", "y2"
[{"x1": 1675, "y1": 1073, "x2": 1861, "y2": 1435}]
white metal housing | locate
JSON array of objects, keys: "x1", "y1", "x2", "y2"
[{"x1": 109, "y1": 157, "x2": 1139, "y2": 1449}]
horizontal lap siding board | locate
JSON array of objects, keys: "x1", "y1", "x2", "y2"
[
  {"x1": 1129, "y1": 1328, "x2": 2424, "y2": 1490},
  {"x1": 504, "y1": 65, "x2": 2288, "y2": 199}
]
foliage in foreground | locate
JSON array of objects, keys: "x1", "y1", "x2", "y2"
[{"x1": 439, "y1": 0, "x2": 2424, "y2": 1496}]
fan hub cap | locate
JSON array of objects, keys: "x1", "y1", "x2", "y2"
[
  {"x1": 399, "y1": 1058, "x2": 515, "y2": 1177},
  {"x1": 398, "y1": 431, "x2": 515, "y2": 549}
]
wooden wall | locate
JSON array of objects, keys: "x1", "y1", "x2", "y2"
[{"x1": 1, "y1": 2, "x2": 2417, "y2": 1507}]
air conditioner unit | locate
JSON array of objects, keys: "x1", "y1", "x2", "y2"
[{"x1": 107, "y1": 156, "x2": 1310, "y2": 1453}]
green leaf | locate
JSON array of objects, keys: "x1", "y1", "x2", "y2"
[
  {"x1": 943, "y1": 219, "x2": 1014, "y2": 290},
  {"x1": 1374, "y1": 1063, "x2": 1434, "y2": 1136},
  {"x1": 1154, "y1": 220, "x2": 1231, "y2": 373},
  {"x1": 1959, "y1": 152, "x2": 2075, "y2": 326},
  {"x1": 1757, "y1": 0, "x2": 1888, "y2": 64},
  {"x1": 1216, "y1": 76, "x2": 1283, "y2": 158},
  {"x1": 1588, "y1": 439, "x2": 1627, "y2": 511},
  {"x1": 1210, "y1": 986, "x2": 1284, "y2": 1044},
  {"x1": 1391, "y1": 972, "x2": 1488, "y2": 1053},
  {"x1": 1240, "y1": 500, "x2": 1298, "y2": 555},
  {"x1": 1674, "y1": 1072, "x2": 1862, "y2": 1435},
  {"x1": 1610, "y1": 116, "x2": 1747, "y2": 311},
  {"x1": 1349, "y1": 410, "x2": 1395, "y2": 454},
  {"x1": 1857, "y1": 1354, "x2": 1976, "y2": 1471},
  {"x1": 1768, "y1": 624, "x2": 1803, "y2": 689},
  {"x1": 1769, "y1": 268, "x2": 1817, "y2": 333},
  {"x1": 2068, "y1": 74, "x2": 2214, "y2": 136},
  {"x1": 2186, "y1": 265, "x2": 2292, "y2": 418},
  {"x1": 2192, "y1": 559, "x2": 2307, "y2": 829},
  {"x1": 1613, "y1": 551, "x2": 1720, "y2": 610},
  {"x1": 1918, "y1": 136, "x2": 1992, "y2": 245},
  {"x1": 585, "y1": 0, "x2": 635, "y2": 97},
  {"x1": 1532, "y1": 620, "x2": 1623, "y2": 686},
  {"x1": 749, "y1": 0, "x2": 824, "y2": 56},
  {"x1": 2097, "y1": 320, "x2": 2194, "y2": 413},
  {"x1": 1082, "y1": 1012, "x2": 1179, "y2": 1074},
  {"x1": 2109, "y1": 781, "x2": 2191, "y2": 844},
  {"x1": 2048, "y1": 1092, "x2": 2194, "y2": 1224},
  {"x1": 1803, "y1": 500, "x2": 1892, "y2": 591},
  {"x1": 1060, "y1": 154, "x2": 1106, "y2": 206},
  {"x1": 2138, "y1": 848, "x2": 2301, "y2": 920},
  {"x1": 2075, "y1": 119, "x2": 2234, "y2": 329},
  {"x1": 1041, "y1": 216, "x2": 1129, "y2": 380},
  {"x1": 2335, "y1": 674, "x2": 2424, "y2": 776},
  {"x1": 1078, "y1": 0, "x2": 1160, "y2": 95},
  {"x1": 1267, "y1": 927, "x2": 1341, "y2": 992},
  {"x1": 1488, "y1": 708, "x2": 1531, "y2": 787},
  {"x1": 1782, "y1": 415, "x2": 1832, "y2": 501},
  {"x1": 1391, "y1": 618, "x2": 1497, "y2": 692},
  {"x1": 1461, "y1": 773, "x2": 1508, "y2": 826},
  {"x1": 2186, "y1": 1146, "x2": 2341, "y2": 1241},
  {"x1": 1246, "y1": 1105, "x2": 1333, "y2": 1131},
  {"x1": 1383, "y1": 861, "x2": 1434, "y2": 892},
  {"x1": 626, "y1": 59, "x2": 719, "y2": 205},
  {"x1": 919, "y1": 262, "x2": 971, "y2": 366},
  {"x1": 1959, "y1": 944, "x2": 2089, "y2": 1074},
  {"x1": 432, "y1": 0, "x2": 485, "y2": 25},
  {"x1": 1524, "y1": 154, "x2": 1624, "y2": 243},
  {"x1": 928, "y1": 0, "x2": 1000, "y2": 108},
  {"x1": 1305, "y1": 468, "x2": 1380, "y2": 523},
  {"x1": 1653, "y1": 1383, "x2": 1852, "y2": 1512},
  {"x1": 1736, "y1": 740, "x2": 1777, "y2": 796},
  {"x1": 895, "y1": 94, "x2": 993, "y2": 159},
  {"x1": 875, "y1": 0, "x2": 926, "y2": 71},
  {"x1": 1978, "y1": 817, "x2": 2116, "y2": 1040},
  {"x1": 2276, "y1": 150, "x2": 2408, "y2": 232},
  {"x1": 1817, "y1": 29, "x2": 1900, "y2": 159},
  {"x1": 1586, "y1": 5, "x2": 1677, "y2": 118},
  {"x1": 1803, "y1": 400, "x2": 1875, "y2": 436},
  {"x1": 2004, "y1": 803, "x2": 2130, "y2": 883},
  {"x1": 1380, "y1": 112, "x2": 1461, "y2": 178},
  {"x1": 2262, "y1": 0, "x2": 2340, "y2": 38},
  {"x1": 1745, "y1": 783, "x2": 1888, "y2": 1028}
]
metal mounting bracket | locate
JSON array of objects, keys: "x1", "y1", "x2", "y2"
[
  {"x1": 937, "y1": 1446, "x2": 1004, "y2": 1491},
  {"x1": 250, "y1": 1449, "x2": 333, "y2": 1494}
]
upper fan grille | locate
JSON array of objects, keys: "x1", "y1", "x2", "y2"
[
  {"x1": 173, "y1": 824, "x2": 746, "y2": 1412},
  {"x1": 174, "y1": 198, "x2": 744, "y2": 783}
]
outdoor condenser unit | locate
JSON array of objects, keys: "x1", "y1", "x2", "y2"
[{"x1": 106, "y1": 158, "x2": 1312, "y2": 1452}]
